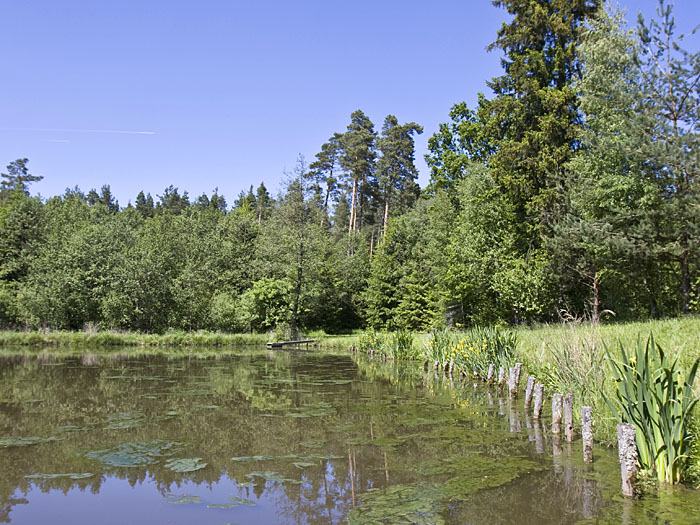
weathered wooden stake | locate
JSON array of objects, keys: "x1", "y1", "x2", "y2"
[
  {"x1": 582, "y1": 406, "x2": 593, "y2": 464},
  {"x1": 524, "y1": 376, "x2": 535, "y2": 409},
  {"x1": 551, "y1": 393, "x2": 563, "y2": 434},
  {"x1": 487, "y1": 363, "x2": 495, "y2": 383},
  {"x1": 533, "y1": 383, "x2": 544, "y2": 419},
  {"x1": 508, "y1": 367, "x2": 516, "y2": 395},
  {"x1": 564, "y1": 393, "x2": 575, "y2": 442},
  {"x1": 508, "y1": 363, "x2": 522, "y2": 398},
  {"x1": 498, "y1": 366, "x2": 506, "y2": 387},
  {"x1": 434, "y1": 360, "x2": 439, "y2": 370},
  {"x1": 617, "y1": 423, "x2": 638, "y2": 498},
  {"x1": 448, "y1": 358, "x2": 454, "y2": 376}
]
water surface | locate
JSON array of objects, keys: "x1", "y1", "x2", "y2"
[{"x1": 1, "y1": 349, "x2": 699, "y2": 524}]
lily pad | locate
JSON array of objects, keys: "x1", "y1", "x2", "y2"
[
  {"x1": 56, "y1": 425, "x2": 90, "y2": 432},
  {"x1": 293, "y1": 461, "x2": 317, "y2": 469},
  {"x1": 166, "y1": 494, "x2": 201, "y2": 505},
  {"x1": 25, "y1": 473, "x2": 94, "y2": 480},
  {"x1": 104, "y1": 412, "x2": 145, "y2": 430},
  {"x1": 85, "y1": 440, "x2": 181, "y2": 467},
  {"x1": 229, "y1": 497, "x2": 256, "y2": 506},
  {"x1": 207, "y1": 504, "x2": 238, "y2": 509},
  {"x1": 246, "y1": 471, "x2": 303, "y2": 484},
  {"x1": 164, "y1": 457, "x2": 208, "y2": 473},
  {"x1": 0, "y1": 436, "x2": 60, "y2": 448}
]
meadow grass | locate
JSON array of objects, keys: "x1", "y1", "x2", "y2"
[{"x1": 0, "y1": 328, "x2": 356, "y2": 349}]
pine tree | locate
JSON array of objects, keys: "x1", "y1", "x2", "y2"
[
  {"x1": 340, "y1": 110, "x2": 377, "y2": 233},
  {"x1": 1, "y1": 159, "x2": 42, "y2": 201},
  {"x1": 376, "y1": 116, "x2": 423, "y2": 236}
]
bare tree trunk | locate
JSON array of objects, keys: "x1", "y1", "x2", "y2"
[
  {"x1": 592, "y1": 271, "x2": 600, "y2": 323},
  {"x1": 321, "y1": 188, "x2": 330, "y2": 227},
  {"x1": 383, "y1": 194, "x2": 390, "y2": 238},
  {"x1": 680, "y1": 231, "x2": 690, "y2": 313},
  {"x1": 357, "y1": 186, "x2": 364, "y2": 232},
  {"x1": 348, "y1": 178, "x2": 357, "y2": 235}
]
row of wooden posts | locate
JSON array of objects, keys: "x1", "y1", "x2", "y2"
[{"x1": 439, "y1": 358, "x2": 639, "y2": 498}]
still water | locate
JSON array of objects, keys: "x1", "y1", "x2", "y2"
[{"x1": 1, "y1": 349, "x2": 699, "y2": 524}]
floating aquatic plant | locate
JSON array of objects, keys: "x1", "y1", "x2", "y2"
[
  {"x1": 164, "y1": 458, "x2": 208, "y2": 473},
  {"x1": 25, "y1": 473, "x2": 94, "y2": 480},
  {"x1": 245, "y1": 471, "x2": 303, "y2": 484},
  {"x1": 0, "y1": 436, "x2": 60, "y2": 448},
  {"x1": 84, "y1": 440, "x2": 181, "y2": 467},
  {"x1": 165, "y1": 494, "x2": 201, "y2": 505}
]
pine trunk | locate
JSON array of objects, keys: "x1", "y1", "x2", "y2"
[
  {"x1": 348, "y1": 178, "x2": 357, "y2": 235},
  {"x1": 383, "y1": 194, "x2": 390, "y2": 238}
]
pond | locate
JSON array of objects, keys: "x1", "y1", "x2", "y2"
[{"x1": 1, "y1": 349, "x2": 699, "y2": 524}]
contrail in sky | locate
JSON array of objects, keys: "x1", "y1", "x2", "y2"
[{"x1": 0, "y1": 127, "x2": 155, "y2": 135}]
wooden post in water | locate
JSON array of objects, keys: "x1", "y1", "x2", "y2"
[
  {"x1": 552, "y1": 394, "x2": 563, "y2": 434},
  {"x1": 448, "y1": 358, "x2": 454, "y2": 376},
  {"x1": 533, "y1": 383, "x2": 544, "y2": 419},
  {"x1": 617, "y1": 423, "x2": 638, "y2": 498},
  {"x1": 564, "y1": 393, "x2": 575, "y2": 442},
  {"x1": 582, "y1": 406, "x2": 593, "y2": 464},
  {"x1": 498, "y1": 366, "x2": 506, "y2": 387},
  {"x1": 508, "y1": 363, "x2": 522, "y2": 398},
  {"x1": 487, "y1": 363, "x2": 495, "y2": 383},
  {"x1": 524, "y1": 376, "x2": 535, "y2": 409}
]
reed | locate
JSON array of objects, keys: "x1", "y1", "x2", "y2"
[{"x1": 604, "y1": 336, "x2": 700, "y2": 484}]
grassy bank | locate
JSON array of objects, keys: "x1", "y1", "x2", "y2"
[
  {"x1": 349, "y1": 317, "x2": 700, "y2": 486},
  {"x1": 0, "y1": 329, "x2": 358, "y2": 349}
]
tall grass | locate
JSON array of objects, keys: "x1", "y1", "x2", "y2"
[
  {"x1": 423, "y1": 327, "x2": 516, "y2": 376},
  {"x1": 356, "y1": 329, "x2": 419, "y2": 360},
  {"x1": 604, "y1": 336, "x2": 700, "y2": 484},
  {"x1": 0, "y1": 329, "x2": 353, "y2": 348}
]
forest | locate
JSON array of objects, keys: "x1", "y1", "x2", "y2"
[{"x1": 0, "y1": 0, "x2": 698, "y2": 336}]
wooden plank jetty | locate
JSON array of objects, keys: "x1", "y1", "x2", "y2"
[{"x1": 266, "y1": 339, "x2": 316, "y2": 349}]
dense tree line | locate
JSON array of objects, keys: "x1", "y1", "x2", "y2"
[{"x1": 1, "y1": 0, "x2": 698, "y2": 334}]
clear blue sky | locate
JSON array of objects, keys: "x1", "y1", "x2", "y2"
[{"x1": 1, "y1": 0, "x2": 698, "y2": 206}]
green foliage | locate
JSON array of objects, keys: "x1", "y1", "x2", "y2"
[{"x1": 604, "y1": 336, "x2": 700, "y2": 484}]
